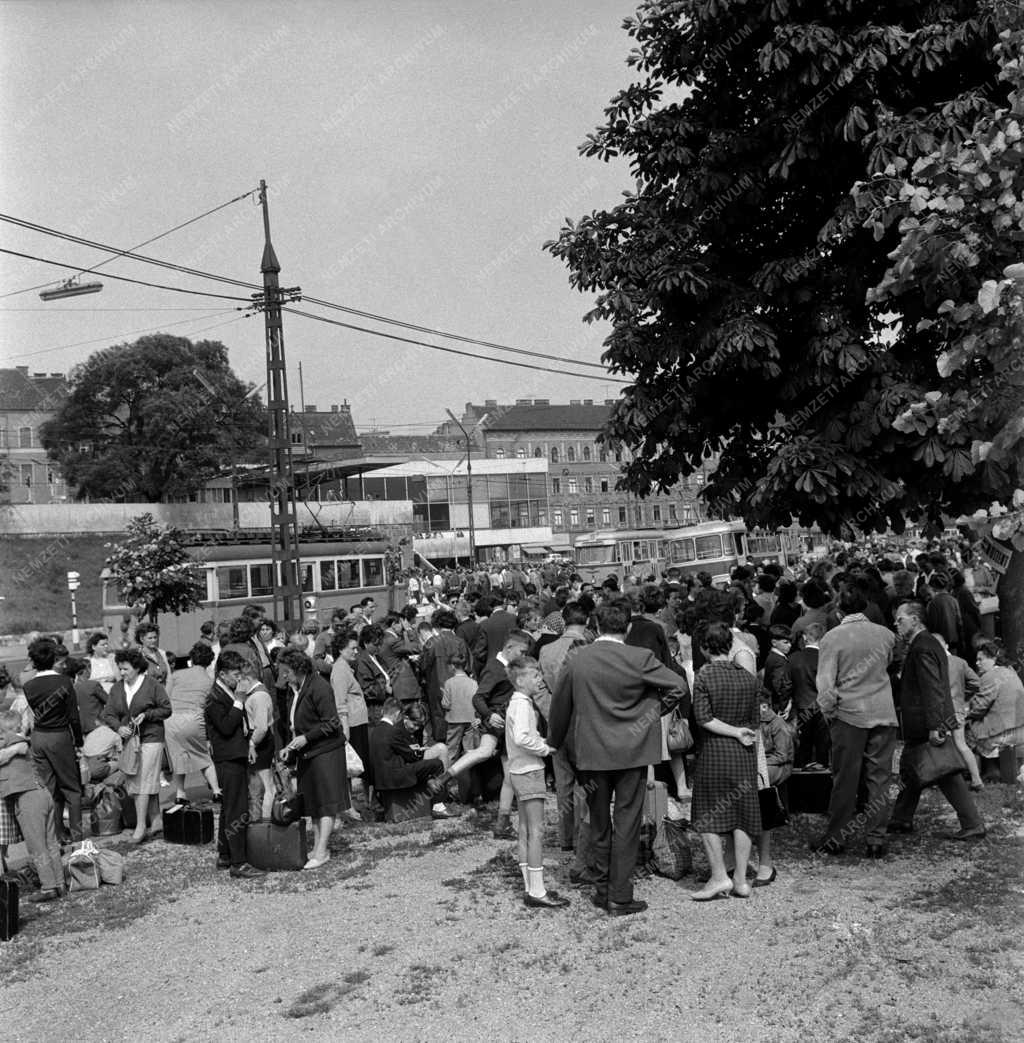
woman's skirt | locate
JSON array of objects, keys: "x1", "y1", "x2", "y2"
[
  {"x1": 0, "y1": 795, "x2": 22, "y2": 845},
  {"x1": 297, "y1": 746, "x2": 350, "y2": 818},
  {"x1": 164, "y1": 714, "x2": 212, "y2": 775},
  {"x1": 126, "y1": 741, "x2": 164, "y2": 796},
  {"x1": 691, "y1": 736, "x2": 761, "y2": 837}
]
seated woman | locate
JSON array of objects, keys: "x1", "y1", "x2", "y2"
[
  {"x1": 100, "y1": 647, "x2": 172, "y2": 844},
  {"x1": 967, "y1": 639, "x2": 1024, "y2": 776},
  {"x1": 277, "y1": 649, "x2": 347, "y2": 870},
  {"x1": 164, "y1": 643, "x2": 221, "y2": 805}
]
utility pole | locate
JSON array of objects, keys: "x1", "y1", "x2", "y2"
[
  {"x1": 256, "y1": 179, "x2": 303, "y2": 627},
  {"x1": 446, "y1": 409, "x2": 476, "y2": 564}
]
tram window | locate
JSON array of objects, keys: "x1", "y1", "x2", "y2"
[
  {"x1": 249, "y1": 563, "x2": 274, "y2": 597},
  {"x1": 364, "y1": 557, "x2": 384, "y2": 586},
  {"x1": 216, "y1": 565, "x2": 248, "y2": 600},
  {"x1": 320, "y1": 560, "x2": 337, "y2": 591},
  {"x1": 671, "y1": 539, "x2": 696, "y2": 563},
  {"x1": 734, "y1": 533, "x2": 745, "y2": 556},
  {"x1": 337, "y1": 559, "x2": 361, "y2": 588},
  {"x1": 695, "y1": 535, "x2": 723, "y2": 560},
  {"x1": 300, "y1": 564, "x2": 314, "y2": 593}
]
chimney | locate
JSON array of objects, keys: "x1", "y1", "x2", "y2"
[
  {"x1": 583, "y1": 399, "x2": 593, "y2": 405},
  {"x1": 304, "y1": 404, "x2": 316, "y2": 413},
  {"x1": 331, "y1": 404, "x2": 339, "y2": 413}
]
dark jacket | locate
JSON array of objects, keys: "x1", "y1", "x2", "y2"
[
  {"x1": 204, "y1": 680, "x2": 249, "y2": 763},
  {"x1": 898, "y1": 631, "x2": 955, "y2": 742},
  {"x1": 472, "y1": 655, "x2": 514, "y2": 722},
  {"x1": 288, "y1": 673, "x2": 343, "y2": 760},
  {"x1": 23, "y1": 672, "x2": 84, "y2": 746},
  {"x1": 925, "y1": 592, "x2": 963, "y2": 654},
  {"x1": 75, "y1": 678, "x2": 108, "y2": 734},
  {"x1": 101, "y1": 674, "x2": 171, "y2": 744},
  {"x1": 379, "y1": 627, "x2": 422, "y2": 702},
  {"x1": 355, "y1": 650, "x2": 390, "y2": 705},
  {"x1": 789, "y1": 646, "x2": 820, "y2": 714},
  {"x1": 480, "y1": 609, "x2": 516, "y2": 660},
  {"x1": 549, "y1": 639, "x2": 684, "y2": 771},
  {"x1": 762, "y1": 649, "x2": 794, "y2": 714},
  {"x1": 456, "y1": 619, "x2": 488, "y2": 677},
  {"x1": 368, "y1": 718, "x2": 423, "y2": 790},
  {"x1": 420, "y1": 630, "x2": 470, "y2": 737},
  {"x1": 626, "y1": 616, "x2": 671, "y2": 668}
]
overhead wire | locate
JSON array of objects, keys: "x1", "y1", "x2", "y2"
[{"x1": 0, "y1": 188, "x2": 257, "y2": 299}]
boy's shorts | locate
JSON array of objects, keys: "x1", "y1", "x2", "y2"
[{"x1": 510, "y1": 769, "x2": 547, "y2": 803}]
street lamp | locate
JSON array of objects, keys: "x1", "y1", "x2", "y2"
[
  {"x1": 40, "y1": 278, "x2": 103, "y2": 301},
  {"x1": 67, "y1": 570, "x2": 80, "y2": 648},
  {"x1": 446, "y1": 409, "x2": 477, "y2": 564}
]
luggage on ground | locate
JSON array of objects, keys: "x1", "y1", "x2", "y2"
[{"x1": 246, "y1": 820, "x2": 308, "y2": 871}]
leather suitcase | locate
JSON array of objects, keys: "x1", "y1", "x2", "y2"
[
  {"x1": 788, "y1": 769, "x2": 832, "y2": 815},
  {"x1": 382, "y1": 786, "x2": 432, "y2": 824},
  {"x1": 246, "y1": 820, "x2": 308, "y2": 871},
  {"x1": 164, "y1": 804, "x2": 214, "y2": 845},
  {"x1": 1, "y1": 877, "x2": 19, "y2": 942},
  {"x1": 644, "y1": 778, "x2": 668, "y2": 825}
]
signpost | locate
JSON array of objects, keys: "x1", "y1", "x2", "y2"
[{"x1": 67, "y1": 570, "x2": 80, "y2": 649}]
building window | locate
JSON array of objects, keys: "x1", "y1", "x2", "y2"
[
  {"x1": 290, "y1": 431, "x2": 302, "y2": 444},
  {"x1": 618, "y1": 506, "x2": 627, "y2": 524},
  {"x1": 516, "y1": 447, "x2": 525, "y2": 459},
  {"x1": 615, "y1": 452, "x2": 622, "y2": 463},
  {"x1": 495, "y1": 447, "x2": 505, "y2": 459},
  {"x1": 585, "y1": 505, "x2": 595, "y2": 526},
  {"x1": 569, "y1": 507, "x2": 579, "y2": 527},
  {"x1": 653, "y1": 505, "x2": 661, "y2": 522},
  {"x1": 19, "y1": 427, "x2": 32, "y2": 449},
  {"x1": 600, "y1": 478, "x2": 609, "y2": 493},
  {"x1": 669, "y1": 503, "x2": 678, "y2": 522},
  {"x1": 601, "y1": 508, "x2": 611, "y2": 525},
  {"x1": 567, "y1": 446, "x2": 576, "y2": 463},
  {"x1": 634, "y1": 505, "x2": 643, "y2": 525},
  {"x1": 20, "y1": 463, "x2": 32, "y2": 487},
  {"x1": 533, "y1": 447, "x2": 543, "y2": 458},
  {"x1": 599, "y1": 449, "x2": 607, "y2": 463},
  {"x1": 584, "y1": 477, "x2": 593, "y2": 494},
  {"x1": 682, "y1": 504, "x2": 694, "y2": 523},
  {"x1": 550, "y1": 447, "x2": 559, "y2": 464},
  {"x1": 583, "y1": 446, "x2": 591, "y2": 462},
  {"x1": 567, "y1": 477, "x2": 578, "y2": 494},
  {"x1": 553, "y1": 508, "x2": 563, "y2": 527},
  {"x1": 551, "y1": 478, "x2": 561, "y2": 494}
]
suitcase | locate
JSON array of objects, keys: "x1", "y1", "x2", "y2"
[
  {"x1": 164, "y1": 804, "x2": 214, "y2": 845},
  {"x1": 643, "y1": 778, "x2": 668, "y2": 825},
  {"x1": 246, "y1": 820, "x2": 308, "y2": 871},
  {"x1": 788, "y1": 769, "x2": 832, "y2": 815},
  {"x1": 1, "y1": 877, "x2": 18, "y2": 942},
  {"x1": 382, "y1": 786, "x2": 432, "y2": 824}
]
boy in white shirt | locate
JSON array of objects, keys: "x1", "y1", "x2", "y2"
[{"x1": 505, "y1": 658, "x2": 569, "y2": 909}]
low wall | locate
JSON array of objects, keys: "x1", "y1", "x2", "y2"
[{"x1": 0, "y1": 500, "x2": 414, "y2": 536}]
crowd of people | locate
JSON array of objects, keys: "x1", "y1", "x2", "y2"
[{"x1": 1, "y1": 539, "x2": 1022, "y2": 913}]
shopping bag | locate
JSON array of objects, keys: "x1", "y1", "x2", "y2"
[
  {"x1": 95, "y1": 848, "x2": 125, "y2": 886},
  {"x1": 118, "y1": 725, "x2": 140, "y2": 776},
  {"x1": 270, "y1": 760, "x2": 304, "y2": 826},
  {"x1": 63, "y1": 841, "x2": 101, "y2": 892},
  {"x1": 346, "y1": 743, "x2": 364, "y2": 778},
  {"x1": 902, "y1": 739, "x2": 966, "y2": 788},
  {"x1": 651, "y1": 818, "x2": 693, "y2": 880}
]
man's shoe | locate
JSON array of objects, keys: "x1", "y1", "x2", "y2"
[
  {"x1": 946, "y1": 826, "x2": 987, "y2": 841},
  {"x1": 608, "y1": 899, "x2": 648, "y2": 917},
  {"x1": 26, "y1": 888, "x2": 62, "y2": 904},
  {"x1": 216, "y1": 858, "x2": 232, "y2": 870},
  {"x1": 492, "y1": 818, "x2": 516, "y2": 840},
  {"x1": 865, "y1": 844, "x2": 888, "y2": 859},
  {"x1": 808, "y1": 836, "x2": 845, "y2": 855},
  {"x1": 886, "y1": 821, "x2": 914, "y2": 834},
  {"x1": 229, "y1": 863, "x2": 266, "y2": 879},
  {"x1": 432, "y1": 807, "x2": 455, "y2": 820},
  {"x1": 570, "y1": 868, "x2": 600, "y2": 887},
  {"x1": 525, "y1": 891, "x2": 570, "y2": 909},
  {"x1": 590, "y1": 892, "x2": 608, "y2": 910}
]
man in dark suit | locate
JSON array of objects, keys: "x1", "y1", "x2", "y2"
[
  {"x1": 549, "y1": 601, "x2": 684, "y2": 917},
  {"x1": 204, "y1": 650, "x2": 264, "y2": 879},
  {"x1": 789, "y1": 622, "x2": 829, "y2": 767},
  {"x1": 625, "y1": 585, "x2": 672, "y2": 667},
  {"x1": 368, "y1": 699, "x2": 449, "y2": 820},
  {"x1": 479, "y1": 595, "x2": 518, "y2": 660},
  {"x1": 455, "y1": 596, "x2": 488, "y2": 678},
  {"x1": 889, "y1": 602, "x2": 985, "y2": 840},
  {"x1": 418, "y1": 610, "x2": 470, "y2": 744}
]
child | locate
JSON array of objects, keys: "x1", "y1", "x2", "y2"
[
  {"x1": 505, "y1": 658, "x2": 569, "y2": 909},
  {"x1": 762, "y1": 625, "x2": 794, "y2": 720},
  {"x1": 0, "y1": 709, "x2": 64, "y2": 903},
  {"x1": 440, "y1": 650, "x2": 478, "y2": 765}
]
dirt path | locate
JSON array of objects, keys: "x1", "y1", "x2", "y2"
[{"x1": 2, "y1": 786, "x2": 1022, "y2": 1042}]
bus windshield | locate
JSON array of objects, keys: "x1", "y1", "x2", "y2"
[{"x1": 577, "y1": 545, "x2": 614, "y2": 565}]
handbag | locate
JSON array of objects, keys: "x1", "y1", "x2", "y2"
[
  {"x1": 118, "y1": 723, "x2": 141, "y2": 776},
  {"x1": 666, "y1": 705, "x2": 694, "y2": 754},
  {"x1": 63, "y1": 841, "x2": 101, "y2": 892},
  {"x1": 902, "y1": 737, "x2": 966, "y2": 788},
  {"x1": 651, "y1": 817, "x2": 693, "y2": 880},
  {"x1": 270, "y1": 760, "x2": 305, "y2": 826},
  {"x1": 758, "y1": 786, "x2": 790, "y2": 831},
  {"x1": 346, "y1": 743, "x2": 364, "y2": 778}
]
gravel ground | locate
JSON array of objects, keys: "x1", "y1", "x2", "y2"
[{"x1": 1, "y1": 784, "x2": 1022, "y2": 1043}]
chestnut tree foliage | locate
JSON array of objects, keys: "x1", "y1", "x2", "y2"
[{"x1": 546, "y1": 0, "x2": 1021, "y2": 537}]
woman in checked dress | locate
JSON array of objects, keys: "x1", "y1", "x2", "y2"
[{"x1": 689, "y1": 621, "x2": 761, "y2": 901}]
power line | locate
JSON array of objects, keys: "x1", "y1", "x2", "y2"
[
  {"x1": 3, "y1": 311, "x2": 243, "y2": 361},
  {"x1": 0, "y1": 247, "x2": 252, "y2": 302},
  {"x1": 282, "y1": 306, "x2": 631, "y2": 384},
  {"x1": 0, "y1": 189, "x2": 257, "y2": 299},
  {"x1": 0, "y1": 306, "x2": 238, "y2": 312}
]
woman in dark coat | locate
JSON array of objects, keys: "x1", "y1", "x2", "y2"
[
  {"x1": 101, "y1": 647, "x2": 172, "y2": 844},
  {"x1": 689, "y1": 621, "x2": 761, "y2": 901},
  {"x1": 277, "y1": 648, "x2": 347, "y2": 870}
]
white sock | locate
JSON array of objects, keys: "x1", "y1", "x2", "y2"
[
  {"x1": 519, "y1": 863, "x2": 529, "y2": 890},
  {"x1": 527, "y1": 866, "x2": 545, "y2": 899}
]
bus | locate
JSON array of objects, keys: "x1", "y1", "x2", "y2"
[
  {"x1": 572, "y1": 528, "x2": 669, "y2": 585},
  {"x1": 662, "y1": 520, "x2": 749, "y2": 585},
  {"x1": 100, "y1": 527, "x2": 396, "y2": 657}
]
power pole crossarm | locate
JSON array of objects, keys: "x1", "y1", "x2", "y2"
[{"x1": 446, "y1": 408, "x2": 476, "y2": 564}]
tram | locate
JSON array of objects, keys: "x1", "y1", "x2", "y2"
[
  {"x1": 100, "y1": 527, "x2": 394, "y2": 656},
  {"x1": 572, "y1": 528, "x2": 670, "y2": 585}
]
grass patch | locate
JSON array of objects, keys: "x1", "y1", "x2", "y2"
[
  {"x1": 394, "y1": 963, "x2": 446, "y2": 1006},
  {"x1": 284, "y1": 981, "x2": 355, "y2": 1018}
]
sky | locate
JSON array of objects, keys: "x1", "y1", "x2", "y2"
[{"x1": 0, "y1": 0, "x2": 641, "y2": 432}]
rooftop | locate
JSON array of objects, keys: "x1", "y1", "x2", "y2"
[
  {"x1": 483, "y1": 402, "x2": 613, "y2": 433},
  {"x1": 0, "y1": 368, "x2": 68, "y2": 412}
]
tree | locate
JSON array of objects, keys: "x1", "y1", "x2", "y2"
[
  {"x1": 545, "y1": 2, "x2": 1024, "y2": 636},
  {"x1": 105, "y1": 513, "x2": 206, "y2": 623},
  {"x1": 41, "y1": 334, "x2": 264, "y2": 502}
]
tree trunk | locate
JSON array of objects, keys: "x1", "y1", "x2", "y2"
[{"x1": 996, "y1": 548, "x2": 1024, "y2": 667}]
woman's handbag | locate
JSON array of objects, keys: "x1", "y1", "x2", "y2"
[
  {"x1": 666, "y1": 705, "x2": 694, "y2": 754},
  {"x1": 117, "y1": 723, "x2": 140, "y2": 776},
  {"x1": 346, "y1": 743, "x2": 364, "y2": 779},
  {"x1": 758, "y1": 785, "x2": 790, "y2": 831},
  {"x1": 902, "y1": 737, "x2": 966, "y2": 788},
  {"x1": 270, "y1": 760, "x2": 305, "y2": 826}
]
